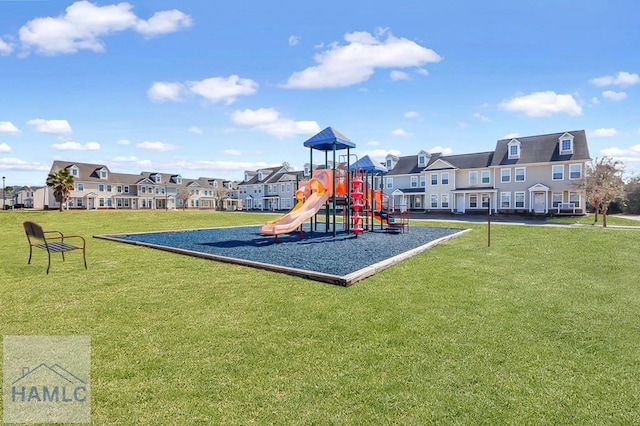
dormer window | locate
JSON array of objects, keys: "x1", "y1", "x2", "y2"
[
  {"x1": 100, "y1": 169, "x2": 108, "y2": 179},
  {"x1": 508, "y1": 139, "x2": 521, "y2": 159},
  {"x1": 559, "y1": 133, "x2": 574, "y2": 155},
  {"x1": 304, "y1": 166, "x2": 310, "y2": 176},
  {"x1": 418, "y1": 151, "x2": 428, "y2": 167},
  {"x1": 176, "y1": 176, "x2": 182, "y2": 184},
  {"x1": 152, "y1": 174, "x2": 161, "y2": 183},
  {"x1": 69, "y1": 166, "x2": 79, "y2": 177}
]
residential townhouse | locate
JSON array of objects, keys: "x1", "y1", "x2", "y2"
[
  {"x1": 383, "y1": 130, "x2": 590, "y2": 215},
  {"x1": 237, "y1": 164, "x2": 306, "y2": 211},
  {"x1": 39, "y1": 161, "x2": 238, "y2": 210}
]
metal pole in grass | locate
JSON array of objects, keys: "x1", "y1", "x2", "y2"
[{"x1": 487, "y1": 197, "x2": 491, "y2": 247}]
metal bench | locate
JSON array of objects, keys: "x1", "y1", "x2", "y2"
[{"x1": 23, "y1": 221, "x2": 87, "y2": 274}]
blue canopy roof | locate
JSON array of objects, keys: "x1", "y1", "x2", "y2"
[
  {"x1": 348, "y1": 155, "x2": 387, "y2": 174},
  {"x1": 303, "y1": 127, "x2": 356, "y2": 151}
]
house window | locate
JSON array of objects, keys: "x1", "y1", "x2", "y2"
[
  {"x1": 501, "y1": 192, "x2": 511, "y2": 208},
  {"x1": 560, "y1": 138, "x2": 573, "y2": 154},
  {"x1": 569, "y1": 192, "x2": 580, "y2": 208},
  {"x1": 141, "y1": 186, "x2": 146, "y2": 194},
  {"x1": 124, "y1": 185, "x2": 129, "y2": 193},
  {"x1": 430, "y1": 194, "x2": 438, "y2": 208},
  {"x1": 515, "y1": 167, "x2": 526, "y2": 182},
  {"x1": 430, "y1": 173, "x2": 438, "y2": 186},
  {"x1": 100, "y1": 170, "x2": 107, "y2": 179},
  {"x1": 470, "y1": 194, "x2": 478, "y2": 208},
  {"x1": 76, "y1": 183, "x2": 84, "y2": 191},
  {"x1": 508, "y1": 140, "x2": 521, "y2": 159},
  {"x1": 442, "y1": 172, "x2": 449, "y2": 185},
  {"x1": 176, "y1": 177, "x2": 182, "y2": 184},
  {"x1": 482, "y1": 194, "x2": 490, "y2": 208},
  {"x1": 386, "y1": 178, "x2": 393, "y2": 189},
  {"x1": 481, "y1": 170, "x2": 490, "y2": 184},
  {"x1": 124, "y1": 199, "x2": 129, "y2": 207},
  {"x1": 441, "y1": 194, "x2": 449, "y2": 208},
  {"x1": 501, "y1": 168, "x2": 511, "y2": 183},
  {"x1": 418, "y1": 154, "x2": 426, "y2": 166},
  {"x1": 99, "y1": 198, "x2": 105, "y2": 207},
  {"x1": 411, "y1": 176, "x2": 418, "y2": 188},
  {"x1": 106, "y1": 184, "x2": 112, "y2": 192},
  {"x1": 70, "y1": 167, "x2": 79, "y2": 177},
  {"x1": 552, "y1": 192, "x2": 563, "y2": 208},
  {"x1": 117, "y1": 185, "x2": 122, "y2": 192},
  {"x1": 515, "y1": 191, "x2": 525, "y2": 208},
  {"x1": 99, "y1": 184, "x2": 105, "y2": 192},
  {"x1": 107, "y1": 199, "x2": 113, "y2": 207},
  {"x1": 286, "y1": 183, "x2": 291, "y2": 192},
  {"x1": 117, "y1": 199, "x2": 122, "y2": 207},
  {"x1": 386, "y1": 159, "x2": 392, "y2": 169},
  {"x1": 569, "y1": 164, "x2": 582, "y2": 179},
  {"x1": 420, "y1": 176, "x2": 426, "y2": 187},
  {"x1": 77, "y1": 198, "x2": 83, "y2": 207},
  {"x1": 552, "y1": 165, "x2": 564, "y2": 180},
  {"x1": 469, "y1": 171, "x2": 478, "y2": 185}
]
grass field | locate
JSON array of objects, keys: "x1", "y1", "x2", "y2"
[{"x1": 1, "y1": 210, "x2": 639, "y2": 424}]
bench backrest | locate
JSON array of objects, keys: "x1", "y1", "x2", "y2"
[{"x1": 23, "y1": 221, "x2": 46, "y2": 242}]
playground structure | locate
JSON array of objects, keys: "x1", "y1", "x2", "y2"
[{"x1": 260, "y1": 127, "x2": 408, "y2": 240}]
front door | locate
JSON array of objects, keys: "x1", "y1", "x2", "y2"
[
  {"x1": 88, "y1": 199, "x2": 94, "y2": 209},
  {"x1": 534, "y1": 192, "x2": 546, "y2": 213},
  {"x1": 456, "y1": 194, "x2": 465, "y2": 213}
]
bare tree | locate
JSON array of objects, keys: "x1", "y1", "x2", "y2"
[
  {"x1": 584, "y1": 157, "x2": 625, "y2": 227},
  {"x1": 176, "y1": 188, "x2": 191, "y2": 210}
]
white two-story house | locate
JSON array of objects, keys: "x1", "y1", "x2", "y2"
[{"x1": 383, "y1": 130, "x2": 590, "y2": 215}]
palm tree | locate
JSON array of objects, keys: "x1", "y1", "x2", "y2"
[{"x1": 46, "y1": 169, "x2": 75, "y2": 212}]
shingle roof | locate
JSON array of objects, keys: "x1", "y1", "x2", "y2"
[
  {"x1": 442, "y1": 151, "x2": 494, "y2": 169},
  {"x1": 490, "y1": 130, "x2": 590, "y2": 166},
  {"x1": 386, "y1": 155, "x2": 423, "y2": 176}
]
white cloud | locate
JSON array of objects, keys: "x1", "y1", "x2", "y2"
[
  {"x1": 223, "y1": 149, "x2": 243, "y2": 156},
  {"x1": 366, "y1": 149, "x2": 402, "y2": 162},
  {"x1": 52, "y1": 140, "x2": 100, "y2": 150},
  {"x1": 498, "y1": 91, "x2": 582, "y2": 117},
  {"x1": 591, "y1": 128, "x2": 617, "y2": 137},
  {"x1": 637, "y1": 128, "x2": 640, "y2": 135},
  {"x1": 112, "y1": 155, "x2": 138, "y2": 161},
  {"x1": 591, "y1": 96, "x2": 600, "y2": 105},
  {"x1": 602, "y1": 90, "x2": 627, "y2": 101},
  {"x1": 136, "y1": 141, "x2": 177, "y2": 151},
  {"x1": 0, "y1": 157, "x2": 49, "y2": 171},
  {"x1": 134, "y1": 9, "x2": 192, "y2": 37},
  {"x1": 600, "y1": 145, "x2": 640, "y2": 174},
  {"x1": 288, "y1": 35, "x2": 300, "y2": 46},
  {"x1": 18, "y1": 1, "x2": 191, "y2": 55},
  {"x1": 390, "y1": 70, "x2": 410, "y2": 81},
  {"x1": 188, "y1": 126, "x2": 203, "y2": 135},
  {"x1": 27, "y1": 118, "x2": 72, "y2": 134},
  {"x1": 147, "y1": 82, "x2": 185, "y2": 102},
  {"x1": 116, "y1": 139, "x2": 131, "y2": 145},
  {"x1": 392, "y1": 128, "x2": 412, "y2": 137},
  {"x1": 404, "y1": 111, "x2": 420, "y2": 119},
  {"x1": 428, "y1": 145, "x2": 453, "y2": 155},
  {"x1": 0, "y1": 142, "x2": 11, "y2": 153},
  {"x1": 503, "y1": 133, "x2": 520, "y2": 139},
  {"x1": 187, "y1": 75, "x2": 258, "y2": 105},
  {"x1": 473, "y1": 112, "x2": 490, "y2": 122},
  {"x1": 0, "y1": 121, "x2": 20, "y2": 134},
  {"x1": 367, "y1": 140, "x2": 381, "y2": 146},
  {"x1": 590, "y1": 71, "x2": 640, "y2": 87},
  {"x1": 231, "y1": 107, "x2": 320, "y2": 138},
  {"x1": 0, "y1": 37, "x2": 14, "y2": 55},
  {"x1": 457, "y1": 121, "x2": 469, "y2": 129},
  {"x1": 416, "y1": 68, "x2": 429, "y2": 76},
  {"x1": 283, "y1": 29, "x2": 442, "y2": 88}
]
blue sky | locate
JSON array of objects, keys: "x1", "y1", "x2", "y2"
[{"x1": 1, "y1": 0, "x2": 639, "y2": 186}]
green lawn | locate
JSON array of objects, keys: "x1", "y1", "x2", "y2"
[{"x1": 2, "y1": 210, "x2": 639, "y2": 424}]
